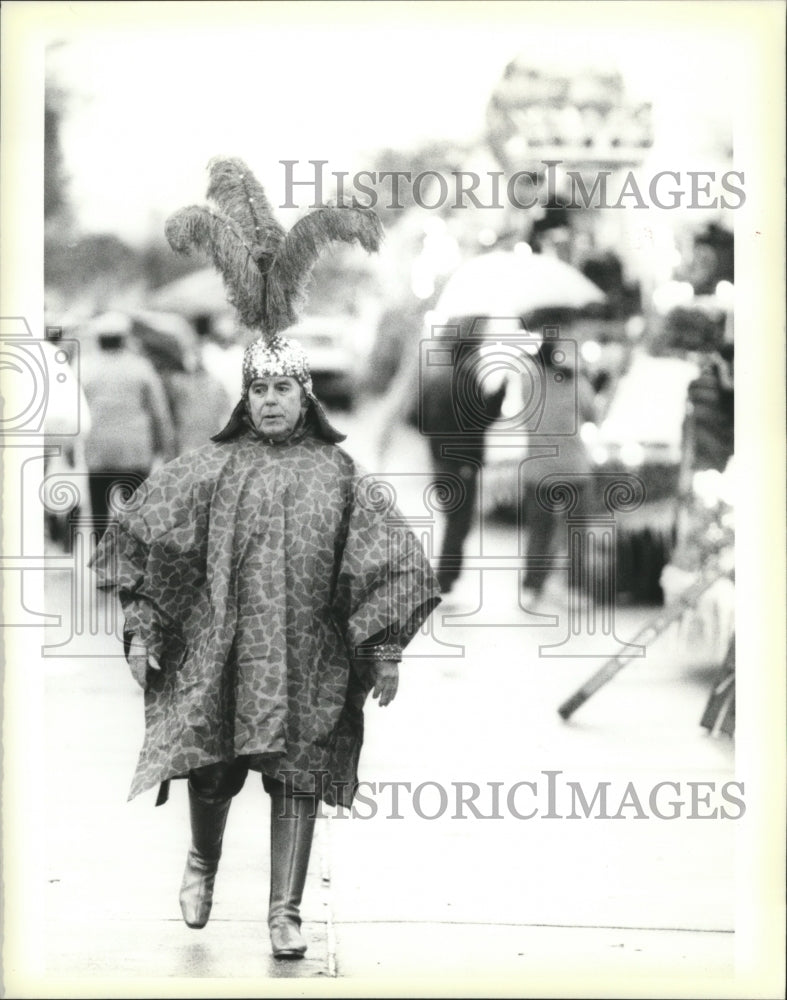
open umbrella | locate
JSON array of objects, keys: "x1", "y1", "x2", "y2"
[
  {"x1": 434, "y1": 246, "x2": 606, "y2": 322},
  {"x1": 76, "y1": 310, "x2": 196, "y2": 373},
  {"x1": 129, "y1": 310, "x2": 197, "y2": 373}
]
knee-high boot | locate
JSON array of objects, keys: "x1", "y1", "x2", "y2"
[
  {"x1": 179, "y1": 784, "x2": 232, "y2": 929},
  {"x1": 268, "y1": 794, "x2": 317, "y2": 959}
]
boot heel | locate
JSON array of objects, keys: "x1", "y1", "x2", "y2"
[{"x1": 269, "y1": 914, "x2": 307, "y2": 958}]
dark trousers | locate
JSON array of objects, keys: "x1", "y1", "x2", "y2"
[
  {"x1": 189, "y1": 759, "x2": 312, "y2": 804},
  {"x1": 522, "y1": 481, "x2": 588, "y2": 594},
  {"x1": 87, "y1": 469, "x2": 149, "y2": 541},
  {"x1": 429, "y1": 449, "x2": 480, "y2": 593}
]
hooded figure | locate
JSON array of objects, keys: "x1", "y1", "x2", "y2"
[{"x1": 90, "y1": 158, "x2": 440, "y2": 960}]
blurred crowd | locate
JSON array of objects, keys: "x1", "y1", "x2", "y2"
[
  {"x1": 42, "y1": 60, "x2": 736, "y2": 733},
  {"x1": 43, "y1": 223, "x2": 736, "y2": 746},
  {"x1": 43, "y1": 307, "x2": 236, "y2": 548},
  {"x1": 44, "y1": 222, "x2": 735, "y2": 604}
]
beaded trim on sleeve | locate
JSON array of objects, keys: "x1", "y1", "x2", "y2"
[{"x1": 356, "y1": 643, "x2": 402, "y2": 662}]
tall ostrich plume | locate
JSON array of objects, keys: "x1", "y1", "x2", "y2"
[{"x1": 165, "y1": 157, "x2": 383, "y2": 337}]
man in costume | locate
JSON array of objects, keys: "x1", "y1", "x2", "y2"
[{"x1": 91, "y1": 158, "x2": 440, "y2": 960}]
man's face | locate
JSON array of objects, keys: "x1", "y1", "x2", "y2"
[{"x1": 247, "y1": 376, "x2": 306, "y2": 441}]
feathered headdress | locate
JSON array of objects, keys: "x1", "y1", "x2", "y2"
[{"x1": 164, "y1": 156, "x2": 384, "y2": 337}]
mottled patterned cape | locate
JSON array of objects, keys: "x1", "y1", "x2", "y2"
[{"x1": 91, "y1": 426, "x2": 440, "y2": 807}]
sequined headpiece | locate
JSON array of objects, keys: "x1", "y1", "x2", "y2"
[
  {"x1": 212, "y1": 332, "x2": 345, "y2": 445},
  {"x1": 166, "y1": 156, "x2": 382, "y2": 447},
  {"x1": 242, "y1": 334, "x2": 313, "y2": 395}
]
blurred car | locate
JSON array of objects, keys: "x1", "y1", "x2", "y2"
[
  {"x1": 286, "y1": 245, "x2": 383, "y2": 410},
  {"x1": 285, "y1": 313, "x2": 364, "y2": 410}
]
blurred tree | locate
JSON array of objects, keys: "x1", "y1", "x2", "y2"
[
  {"x1": 45, "y1": 42, "x2": 76, "y2": 235},
  {"x1": 46, "y1": 233, "x2": 144, "y2": 310},
  {"x1": 141, "y1": 239, "x2": 207, "y2": 292},
  {"x1": 45, "y1": 87, "x2": 70, "y2": 224},
  {"x1": 364, "y1": 140, "x2": 468, "y2": 228}
]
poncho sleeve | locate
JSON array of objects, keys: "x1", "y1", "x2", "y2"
[
  {"x1": 89, "y1": 455, "x2": 209, "y2": 668},
  {"x1": 332, "y1": 468, "x2": 441, "y2": 663},
  {"x1": 90, "y1": 518, "x2": 167, "y2": 663}
]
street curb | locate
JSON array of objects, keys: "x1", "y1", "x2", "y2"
[{"x1": 318, "y1": 817, "x2": 339, "y2": 977}]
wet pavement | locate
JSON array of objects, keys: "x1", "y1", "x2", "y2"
[
  {"x1": 3, "y1": 411, "x2": 775, "y2": 997},
  {"x1": 3, "y1": 546, "x2": 745, "y2": 997}
]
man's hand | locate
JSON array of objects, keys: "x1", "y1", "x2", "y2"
[
  {"x1": 127, "y1": 636, "x2": 161, "y2": 690},
  {"x1": 371, "y1": 660, "x2": 399, "y2": 707}
]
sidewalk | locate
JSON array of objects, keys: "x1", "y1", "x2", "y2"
[
  {"x1": 324, "y1": 581, "x2": 738, "y2": 991},
  {"x1": 37, "y1": 570, "x2": 336, "y2": 985},
  {"x1": 6, "y1": 556, "x2": 749, "y2": 996}
]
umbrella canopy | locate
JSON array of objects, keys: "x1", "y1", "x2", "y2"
[
  {"x1": 76, "y1": 310, "x2": 197, "y2": 373},
  {"x1": 129, "y1": 310, "x2": 198, "y2": 373},
  {"x1": 78, "y1": 311, "x2": 134, "y2": 339},
  {"x1": 148, "y1": 267, "x2": 230, "y2": 318},
  {"x1": 434, "y1": 246, "x2": 606, "y2": 322}
]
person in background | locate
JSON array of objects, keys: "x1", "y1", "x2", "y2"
[
  {"x1": 520, "y1": 336, "x2": 597, "y2": 605},
  {"x1": 200, "y1": 312, "x2": 246, "y2": 403},
  {"x1": 80, "y1": 312, "x2": 176, "y2": 540},
  {"x1": 683, "y1": 342, "x2": 734, "y2": 475},
  {"x1": 377, "y1": 314, "x2": 508, "y2": 595},
  {"x1": 163, "y1": 340, "x2": 234, "y2": 456}
]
